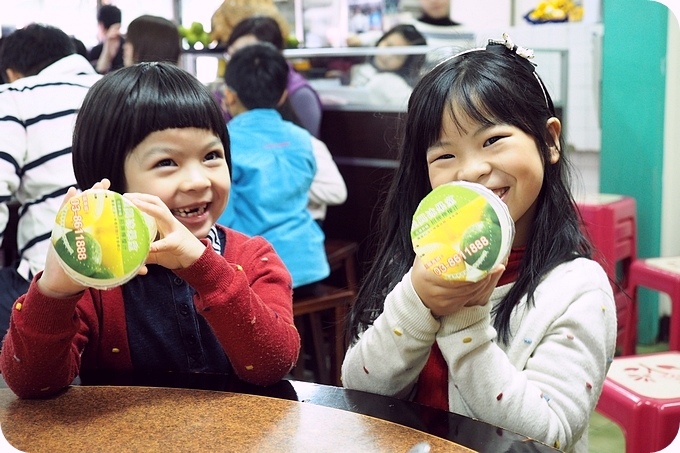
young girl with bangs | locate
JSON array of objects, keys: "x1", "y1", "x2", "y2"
[
  {"x1": 341, "y1": 35, "x2": 616, "y2": 453},
  {"x1": 1, "y1": 63, "x2": 300, "y2": 399}
]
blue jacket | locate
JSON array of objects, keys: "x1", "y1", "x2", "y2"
[{"x1": 218, "y1": 109, "x2": 329, "y2": 287}]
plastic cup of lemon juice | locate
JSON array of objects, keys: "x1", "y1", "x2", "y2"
[
  {"x1": 411, "y1": 181, "x2": 515, "y2": 282},
  {"x1": 51, "y1": 189, "x2": 157, "y2": 289}
]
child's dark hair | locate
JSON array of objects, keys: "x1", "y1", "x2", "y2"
[
  {"x1": 72, "y1": 62, "x2": 231, "y2": 193},
  {"x1": 0, "y1": 24, "x2": 75, "y2": 79},
  {"x1": 226, "y1": 16, "x2": 284, "y2": 51},
  {"x1": 224, "y1": 43, "x2": 288, "y2": 110},
  {"x1": 349, "y1": 40, "x2": 592, "y2": 343},
  {"x1": 374, "y1": 24, "x2": 427, "y2": 86}
]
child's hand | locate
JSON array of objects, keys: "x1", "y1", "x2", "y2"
[
  {"x1": 36, "y1": 179, "x2": 112, "y2": 298},
  {"x1": 124, "y1": 193, "x2": 205, "y2": 270},
  {"x1": 411, "y1": 255, "x2": 505, "y2": 318}
]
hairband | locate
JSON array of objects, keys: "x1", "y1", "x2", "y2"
[{"x1": 431, "y1": 33, "x2": 550, "y2": 109}]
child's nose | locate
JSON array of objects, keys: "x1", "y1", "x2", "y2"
[
  {"x1": 455, "y1": 157, "x2": 492, "y2": 183},
  {"x1": 181, "y1": 167, "x2": 211, "y2": 191}
]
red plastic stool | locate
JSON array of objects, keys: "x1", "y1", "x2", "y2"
[
  {"x1": 576, "y1": 194, "x2": 637, "y2": 288},
  {"x1": 629, "y1": 257, "x2": 680, "y2": 352},
  {"x1": 577, "y1": 194, "x2": 638, "y2": 355},
  {"x1": 596, "y1": 352, "x2": 680, "y2": 453}
]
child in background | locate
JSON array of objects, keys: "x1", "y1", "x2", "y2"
[
  {"x1": 218, "y1": 43, "x2": 329, "y2": 292},
  {"x1": 341, "y1": 35, "x2": 616, "y2": 453},
  {"x1": 0, "y1": 62, "x2": 300, "y2": 399},
  {"x1": 350, "y1": 24, "x2": 427, "y2": 107}
]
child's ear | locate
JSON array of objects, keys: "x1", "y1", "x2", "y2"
[
  {"x1": 223, "y1": 87, "x2": 238, "y2": 108},
  {"x1": 276, "y1": 89, "x2": 289, "y2": 108},
  {"x1": 546, "y1": 117, "x2": 562, "y2": 164}
]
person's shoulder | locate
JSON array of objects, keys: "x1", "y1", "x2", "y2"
[{"x1": 546, "y1": 257, "x2": 610, "y2": 288}]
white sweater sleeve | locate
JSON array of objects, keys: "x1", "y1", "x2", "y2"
[{"x1": 341, "y1": 270, "x2": 441, "y2": 398}]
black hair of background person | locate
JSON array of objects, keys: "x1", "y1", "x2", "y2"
[
  {"x1": 0, "y1": 24, "x2": 75, "y2": 80},
  {"x1": 226, "y1": 15, "x2": 284, "y2": 50},
  {"x1": 225, "y1": 43, "x2": 288, "y2": 110},
  {"x1": 71, "y1": 36, "x2": 89, "y2": 59},
  {"x1": 98, "y1": 4, "x2": 122, "y2": 30},
  {"x1": 126, "y1": 15, "x2": 181, "y2": 65},
  {"x1": 374, "y1": 24, "x2": 427, "y2": 86}
]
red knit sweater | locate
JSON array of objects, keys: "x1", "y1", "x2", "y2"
[
  {"x1": 0, "y1": 226, "x2": 300, "y2": 399},
  {"x1": 413, "y1": 248, "x2": 524, "y2": 410}
]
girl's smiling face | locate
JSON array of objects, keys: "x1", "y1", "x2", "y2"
[
  {"x1": 426, "y1": 111, "x2": 560, "y2": 246},
  {"x1": 124, "y1": 127, "x2": 230, "y2": 239}
]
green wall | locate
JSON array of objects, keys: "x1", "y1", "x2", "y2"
[{"x1": 601, "y1": 0, "x2": 667, "y2": 344}]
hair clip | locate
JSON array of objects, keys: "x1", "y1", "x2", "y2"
[{"x1": 486, "y1": 33, "x2": 536, "y2": 68}]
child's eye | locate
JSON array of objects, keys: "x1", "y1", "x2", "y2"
[
  {"x1": 433, "y1": 153, "x2": 455, "y2": 162},
  {"x1": 484, "y1": 136, "x2": 503, "y2": 147},
  {"x1": 204, "y1": 150, "x2": 223, "y2": 161},
  {"x1": 154, "y1": 158, "x2": 175, "y2": 168}
]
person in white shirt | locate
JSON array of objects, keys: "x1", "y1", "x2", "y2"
[{"x1": 0, "y1": 24, "x2": 101, "y2": 334}]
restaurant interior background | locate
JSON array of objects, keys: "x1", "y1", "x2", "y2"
[{"x1": 2, "y1": 0, "x2": 679, "y2": 345}]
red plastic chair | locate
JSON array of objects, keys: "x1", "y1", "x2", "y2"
[
  {"x1": 576, "y1": 194, "x2": 637, "y2": 355},
  {"x1": 628, "y1": 257, "x2": 680, "y2": 352},
  {"x1": 596, "y1": 352, "x2": 680, "y2": 453}
]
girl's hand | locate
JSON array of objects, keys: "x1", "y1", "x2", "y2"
[
  {"x1": 36, "y1": 179, "x2": 112, "y2": 298},
  {"x1": 411, "y1": 255, "x2": 505, "y2": 318},
  {"x1": 124, "y1": 193, "x2": 205, "y2": 270}
]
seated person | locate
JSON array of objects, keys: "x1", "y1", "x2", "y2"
[
  {"x1": 223, "y1": 16, "x2": 323, "y2": 138},
  {"x1": 123, "y1": 15, "x2": 181, "y2": 66},
  {"x1": 350, "y1": 24, "x2": 427, "y2": 107},
  {"x1": 223, "y1": 16, "x2": 346, "y2": 225},
  {"x1": 0, "y1": 24, "x2": 101, "y2": 335},
  {"x1": 88, "y1": 4, "x2": 125, "y2": 74},
  {"x1": 218, "y1": 43, "x2": 329, "y2": 291}
]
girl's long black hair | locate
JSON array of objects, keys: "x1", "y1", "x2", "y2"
[{"x1": 348, "y1": 43, "x2": 592, "y2": 343}]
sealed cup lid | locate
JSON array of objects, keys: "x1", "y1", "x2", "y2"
[
  {"x1": 51, "y1": 189, "x2": 157, "y2": 289},
  {"x1": 411, "y1": 181, "x2": 515, "y2": 282}
]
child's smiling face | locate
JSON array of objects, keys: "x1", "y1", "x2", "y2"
[
  {"x1": 426, "y1": 111, "x2": 560, "y2": 247},
  {"x1": 123, "y1": 127, "x2": 230, "y2": 239}
]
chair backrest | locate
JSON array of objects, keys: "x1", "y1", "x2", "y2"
[{"x1": 324, "y1": 239, "x2": 359, "y2": 294}]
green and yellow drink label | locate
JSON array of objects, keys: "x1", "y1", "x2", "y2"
[
  {"x1": 51, "y1": 189, "x2": 156, "y2": 289},
  {"x1": 411, "y1": 181, "x2": 514, "y2": 282}
]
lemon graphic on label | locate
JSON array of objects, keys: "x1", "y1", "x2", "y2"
[
  {"x1": 460, "y1": 220, "x2": 502, "y2": 271},
  {"x1": 53, "y1": 230, "x2": 103, "y2": 277}
]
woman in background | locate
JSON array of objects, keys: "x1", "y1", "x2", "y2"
[
  {"x1": 350, "y1": 24, "x2": 427, "y2": 107},
  {"x1": 123, "y1": 15, "x2": 181, "y2": 66}
]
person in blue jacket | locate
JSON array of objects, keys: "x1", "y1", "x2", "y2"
[{"x1": 218, "y1": 43, "x2": 329, "y2": 293}]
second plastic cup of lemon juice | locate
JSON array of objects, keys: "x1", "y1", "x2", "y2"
[{"x1": 51, "y1": 189, "x2": 157, "y2": 289}]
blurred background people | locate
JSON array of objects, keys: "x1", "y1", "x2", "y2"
[
  {"x1": 224, "y1": 16, "x2": 323, "y2": 138},
  {"x1": 123, "y1": 15, "x2": 181, "y2": 66},
  {"x1": 350, "y1": 24, "x2": 427, "y2": 107},
  {"x1": 0, "y1": 23, "x2": 101, "y2": 334},
  {"x1": 88, "y1": 4, "x2": 125, "y2": 73},
  {"x1": 418, "y1": 0, "x2": 459, "y2": 26}
]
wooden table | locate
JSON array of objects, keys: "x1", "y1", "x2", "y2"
[{"x1": 0, "y1": 371, "x2": 557, "y2": 452}]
